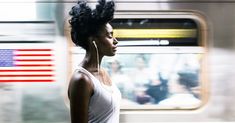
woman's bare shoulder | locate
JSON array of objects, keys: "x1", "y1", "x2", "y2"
[
  {"x1": 68, "y1": 71, "x2": 94, "y2": 98},
  {"x1": 70, "y1": 71, "x2": 94, "y2": 87},
  {"x1": 71, "y1": 71, "x2": 88, "y2": 81}
]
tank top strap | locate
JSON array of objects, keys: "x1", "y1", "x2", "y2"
[
  {"x1": 76, "y1": 66, "x2": 100, "y2": 89},
  {"x1": 76, "y1": 67, "x2": 116, "y2": 95}
]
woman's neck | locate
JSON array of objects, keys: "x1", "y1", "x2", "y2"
[{"x1": 80, "y1": 50, "x2": 103, "y2": 73}]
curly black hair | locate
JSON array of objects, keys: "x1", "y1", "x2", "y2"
[{"x1": 69, "y1": 0, "x2": 115, "y2": 50}]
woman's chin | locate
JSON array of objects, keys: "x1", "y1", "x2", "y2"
[
  {"x1": 108, "y1": 53, "x2": 116, "y2": 56},
  {"x1": 112, "y1": 51, "x2": 117, "y2": 56}
]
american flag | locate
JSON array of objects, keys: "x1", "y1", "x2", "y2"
[{"x1": 0, "y1": 49, "x2": 54, "y2": 82}]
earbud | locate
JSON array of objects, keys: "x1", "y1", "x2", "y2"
[{"x1": 92, "y1": 41, "x2": 97, "y2": 48}]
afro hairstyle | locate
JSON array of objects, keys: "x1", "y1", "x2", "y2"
[{"x1": 69, "y1": 0, "x2": 115, "y2": 50}]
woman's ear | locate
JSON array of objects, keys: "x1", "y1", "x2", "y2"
[
  {"x1": 88, "y1": 37, "x2": 98, "y2": 49},
  {"x1": 88, "y1": 36, "x2": 97, "y2": 44},
  {"x1": 88, "y1": 36, "x2": 92, "y2": 42}
]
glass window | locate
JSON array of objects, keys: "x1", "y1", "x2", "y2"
[
  {"x1": 98, "y1": 16, "x2": 206, "y2": 109},
  {"x1": 102, "y1": 53, "x2": 202, "y2": 109}
]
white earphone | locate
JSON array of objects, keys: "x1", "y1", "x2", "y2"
[
  {"x1": 92, "y1": 41, "x2": 97, "y2": 48},
  {"x1": 92, "y1": 41, "x2": 113, "y2": 93},
  {"x1": 92, "y1": 41, "x2": 99, "y2": 73}
]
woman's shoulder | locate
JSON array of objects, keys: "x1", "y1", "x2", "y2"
[
  {"x1": 70, "y1": 70, "x2": 93, "y2": 86},
  {"x1": 69, "y1": 70, "x2": 94, "y2": 92},
  {"x1": 68, "y1": 71, "x2": 94, "y2": 98}
]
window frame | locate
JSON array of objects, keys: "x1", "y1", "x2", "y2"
[{"x1": 113, "y1": 11, "x2": 209, "y2": 110}]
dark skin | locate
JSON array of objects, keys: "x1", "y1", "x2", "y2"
[{"x1": 68, "y1": 23, "x2": 118, "y2": 123}]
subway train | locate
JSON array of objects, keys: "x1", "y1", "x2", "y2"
[{"x1": 0, "y1": 0, "x2": 235, "y2": 123}]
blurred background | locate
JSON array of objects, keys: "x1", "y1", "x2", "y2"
[{"x1": 0, "y1": 0, "x2": 235, "y2": 123}]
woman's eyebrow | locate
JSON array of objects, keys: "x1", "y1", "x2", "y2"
[{"x1": 106, "y1": 31, "x2": 113, "y2": 36}]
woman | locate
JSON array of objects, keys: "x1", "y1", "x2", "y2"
[{"x1": 68, "y1": 0, "x2": 121, "y2": 123}]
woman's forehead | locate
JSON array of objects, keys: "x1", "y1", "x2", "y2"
[
  {"x1": 98, "y1": 23, "x2": 113, "y2": 36},
  {"x1": 105, "y1": 23, "x2": 113, "y2": 32}
]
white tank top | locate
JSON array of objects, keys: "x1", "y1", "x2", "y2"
[{"x1": 77, "y1": 67, "x2": 121, "y2": 123}]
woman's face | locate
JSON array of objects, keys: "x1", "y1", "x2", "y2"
[{"x1": 96, "y1": 23, "x2": 118, "y2": 56}]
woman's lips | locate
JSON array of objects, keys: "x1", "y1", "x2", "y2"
[
  {"x1": 113, "y1": 49, "x2": 117, "y2": 52},
  {"x1": 113, "y1": 46, "x2": 117, "y2": 51}
]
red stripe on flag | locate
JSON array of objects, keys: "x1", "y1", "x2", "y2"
[
  {"x1": 16, "y1": 49, "x2": 52, "y2": 51},
  {"x1": 0, "y1": 80, "x2": 54, "y2": 82},
  {"x1": 14, "y1": 54, "x2": 52, "y2": 56},
  {"x1": 14, "y1": 59, "x2": 53, "y2": 62},
  {"x1": 15, "y1": 64, "x2": 54, "y2": 67},
  {"x1": 0, "y1": 70, "x2": 53, "y2": 72},
  {"x1": 0, "y1": 75, "x2": 54, "y2": 77}
]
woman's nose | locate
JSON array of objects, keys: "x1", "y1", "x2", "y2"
[{"x1": 114, "y1": 37, "x2": 118, "y2": 45}]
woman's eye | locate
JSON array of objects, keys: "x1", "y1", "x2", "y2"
[{"x1": 107, "y1": 33, "x2": 113, "y2": 38}]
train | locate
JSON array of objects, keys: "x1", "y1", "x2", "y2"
[{"x1": 0, "y1": 0, "x2": 235, "y2": 122}]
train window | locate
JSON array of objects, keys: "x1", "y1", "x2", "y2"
[
  {"x1": 67, "y1": 12, "x2": 207, "y2": 110},
  {"x1": 102, "y1": 53, "x2": 203, "y2": 109}
]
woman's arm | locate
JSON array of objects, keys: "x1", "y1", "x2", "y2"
[{"x1": 68, "y1": 73, "x2": 93, "y2": 123}]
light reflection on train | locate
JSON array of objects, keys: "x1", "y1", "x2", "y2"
[{"x1": 0, "y1": 0, "x2": 235, "y2": 123}]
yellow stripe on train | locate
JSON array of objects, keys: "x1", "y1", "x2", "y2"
[{"x1": 113, "y1": 29, "x2": 197, "y2": 38}]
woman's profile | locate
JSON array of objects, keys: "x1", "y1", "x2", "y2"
[{"x1": 67, "y1": 0, "x2": 121, "y2": 123}]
